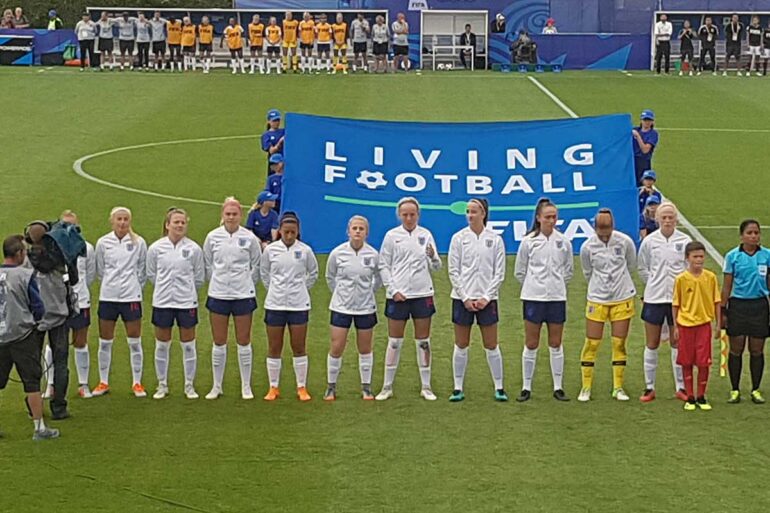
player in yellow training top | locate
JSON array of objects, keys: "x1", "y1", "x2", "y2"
[
  {"x1": 265, "y1": 16, "x2": 282, "y2": 74},
  {"x1": 315, "y1": 13, "x2": 333, "y2": 74},
  {"x1": 220, "y1": 17, "x2": 246, "y2": 74},
  {"x1": 282, "y1": 12, "x2": 299, "y2": 72},
  {"x1": 180, "y1": 16, "x2": 197, "y2": 71},
  {"x1": 197, "y1": 16, "x2": 214, "y2": 74},
  {"x1": 298, "y1": 12, "x2": 315, "y2": 74},
  {"x1": 166, "y1": 16, "x2": 183, "y2": 71},
  {"x1": 248, "y1": 14, "x2": 265, "y2": 74},
  {"x1": 332, "y1": 12, "x2": 349, "y2": 74}
]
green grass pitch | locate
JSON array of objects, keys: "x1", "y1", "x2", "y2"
[{"x1": 1, "y1": 67, "x2": 769, "y2": 513}]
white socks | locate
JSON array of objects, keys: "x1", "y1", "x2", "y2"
[
  {"x1": 74, "y1": 346, "x2": 90, "y2": 386},
  {"x1": 293, "y1": 355, "x2": 308, "y2": 388},
  {"x1": 211, "y1": 344, "x2": 227, "y2": 389},
  {"x1": 382, "y1": 337, "x2": 403, "y2": 388},
  {"x1": 359, "y1": 352, "x2": 373, "y2": 385},
  {"x1": 452, "y1": 345, "x2": 469, "y2": 390},
  {"x1": 127, "y1": 337, "x2": 143, "y2": 385},
  {"x1": 549, "y1": 345, "x2": 564, "y2": 391},
  {"x1": 671, "y1": 347, "x2": 684, "y2": 390},
  {"x1": 485, "y1": 346, "x2": 504, "y2": 390},
  {"x1": 415, "y1": 338, "x2": 432, "y2": 389},
  {"x1": 44, "y1": 344, "x2": 54, "y2": 386},
  {"x1": 250, "y1": 58, "x2": 255, "y2": 72},
  {"x1": 267, "y1": 357, "x2": 282, "y2": 387},
  {"x1": 98, "y1": 338, "x2": 113, "y2": 384},
  {"x1": 154, "y1": 340, "x2": 171, "y2": 386},
  {"x1": 237, "y1": 344, "x2": 253, "y2": 390},
  {"x1": 181, "y1": 340, "x2": 196, "y2": 385},
  {"x1": 644, "y1": 346, "x2": 659, "y2": 389},
  {"x1": 522, "y1": 346, "x2": 538, "y2": 391},
  {"x1": 327, "y1": 354, "x2": 342, "y2": 385}
]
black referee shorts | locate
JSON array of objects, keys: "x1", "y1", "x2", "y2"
[{"x1": 0, "y1": 330, "x2": 44, "y2": 393}]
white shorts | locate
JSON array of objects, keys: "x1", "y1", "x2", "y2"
[
  {"x1": 749, "y1": 45, "x2": 762, "y2": 56},
  {"x1": 765, "y1": 48, "x2": 770, "y2": 59}
]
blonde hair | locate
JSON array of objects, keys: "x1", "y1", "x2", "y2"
[
  {"x1": 347, "y1": 215, "x2": 370, "y2": 235},
  {"x1": 221, "y1": 197, "x2": 243, "y2": 225},
  {"x1": 60, "y1": 209, "x2": 79, "y2": 224},
  {"x1": 655, "y1": 200, "x2": 678, "y2": 222},
  {"x1": 163, "y1": 207, "x2": 188, "y2": 236},
  {"x1": 396, "y1": 196, "x2": 420, "y2": 216},
  {"x1": 109, "y1": 206, "x2": 138, "y2": 242}
]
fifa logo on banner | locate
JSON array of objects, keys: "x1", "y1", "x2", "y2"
[{"x1": 408, "y1": 0, "x2": 429, "y2": 11}]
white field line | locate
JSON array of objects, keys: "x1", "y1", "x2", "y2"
[{"x1": 527, "y1": 75, "x2": 725, "y2": 267}]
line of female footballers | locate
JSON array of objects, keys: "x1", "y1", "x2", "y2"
[{"x1": 56, "y1": 197, "x2": 768, "y2": 405}]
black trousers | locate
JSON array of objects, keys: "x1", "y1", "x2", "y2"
[
  {"x1": 699, "y1": 47, "x2": 716, "y2": 71},
  {"x1": 137, "y1": 42, "x2": 150, "y2": 68},
  {"x1": 459, "y1": 49, "x2": 474, "y2": 69},
  {"x1": 46, "y1": 325, "x2": 69, "y2": 416},
  {"x1": 655, "y1": 41, "x2": 671, "y2": 73},
  {"x1": 79, "y1": 39, "x2": 95, "y2": 68}
]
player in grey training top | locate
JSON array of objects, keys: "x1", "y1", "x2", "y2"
[
  {"x1": 96, "y1": 12, "x2": 117, "y2": 71},
  {"x1": 149, "y1": 11, "x2": 167, "y2": 71},
  {"x1": 372, "y1": 15, "x2": 389, "y2": 73},
  {"x1": 116, "y1": 11, "x2": 137, "y2": 71},
  {"x1": 391, "y1": 12, "x2": 409, "y2": 72},
  {"x1": 135, "y1": 12, "x2": 152, "y2": 71},
  {"x1": 75, "y1": 13, "x2": 97, "y2": 71},
  {"x1": 350, "y1": 13, "x2": 370, "y2": 72}
]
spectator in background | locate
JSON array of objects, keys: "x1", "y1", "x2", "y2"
[
  {"x1": 654, "y1": 13, "x2": 672, "y2": 74},
  {"x1": 724, "y1": 13, "x2": 744, "y2": 76},
  {"x1": 458, "y1": 24, "x2": 476, "y2": 69},
  {"x1": 13, "y1": 7, "x2": 29, "y2": 28},
  {"x1": 678, "y1": 20, "x2": 694, "y2": 76},
  {"x1": 639, "y1": 195, "x2": 661, "y2": 239},
  {"x1": 1, "y1": 9, "x2": 14, "y2": 28},
  {"x1": 491, "y1": 13, "x2": 506, "y2": 34},
  {"x1": 697, "y1": 16, "x2": 718, "y2": 75},
  {"x1": 542, "y1": 18, "x2": 557, "y2": 35},
  {"x1": 632, "y1": 110, "x2": 658, "y2": 185},
  {"x1": 638, "y1": 170, "x2": 661, "y2": 214},
  {"x1": 265, "y1": 154, "x2": 285, "y2": 212},
  {"x1": 261, "y1": 108, "x2": 285, "y2": 174},
  {"x1": 391, "y1": 12, "x2": 409, "y2": 72},
  {"x1": 47, "y1": 9, "x2": 63, "y2": 30}
]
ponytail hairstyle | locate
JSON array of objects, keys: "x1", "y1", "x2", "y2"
[
  {"x1": 162, "y1": 207, "x2": 188, "y2": 237},
  {"x1": 279, "y1": 211, "x2": 301, "y2": 240},
  {"x1": 739, "y1": 219, "x2": 760, "y2": 235},
  {"x1": 467, "y1": 198, "x2": 489, "y2": 226},
  {"x1": 347, "y1": 215, "x2": 370, "y2": 235},
  {"x1": 594, "y1": 207, "x2": 615, "y2": 228},
  {"x1": 109, "y1": 206, "x2": 138, "y2": 242},
  {"x1": 526, "y1": 197, "x2": 556, "y2": 236},
  {"x1": 396, "y1": 196, "x2": 420, "y2": 219}
]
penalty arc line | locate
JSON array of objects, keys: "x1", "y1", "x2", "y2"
[
  {"x1": 526, "y1": 75, "x2": 724, "y2": 267},
  {"x1": 72, "y1": 134, "x2": 258, "y2": 207}
]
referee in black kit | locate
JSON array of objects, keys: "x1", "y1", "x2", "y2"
[
  {"x1": 724, "y1": 13, "x2": 744, "y2": 76},
  {"x1": 0, "y1": 235, "x2": 59, "y2": 441}
]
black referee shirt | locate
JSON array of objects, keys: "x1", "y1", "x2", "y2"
[
  {"x1": 699, "y1": 25, "x2": 718, "y2": 48},
  {"x1": 764, "y1": 28, "x2": 770, "y2": 49},
  {"x1": 748, "y1": 25, "x2": 762, "y2": 46},
  {"x1": 725, "y1": 22, "x2": 744, "y2": 45}
]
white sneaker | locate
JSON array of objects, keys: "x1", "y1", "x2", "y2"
[
  {"x1": 678, "y1": 70, "x2": 683, "y2": 76},
  {"x1": 231, "y1": 69, "x2": 237, "y2": 74},
  {"x1": 203, "y1": 69, "x2": 209, "y2": 74},
  {"x1": 697, "y1": 71, "x2": 702, "y2": 75},
  {"x1": 205, "y1": 386, "x2": 223, "y2": 400},
  {"x1": 184, "y1": 383, "x2": 199, "y2": 399},
  {"x1": 78, "y1": 385, "x2": 92, "y2": 399},
  {"x1": 42, "y1": 385, "x2": 54, "y2": 400},
  {"x1": 375, "y1": 387, "x2": 393, "y2": 401},
  {"x1": 688, "y1": 70, "x2": 693, "y2": 76},
  {"x1": 712, "y1": 71, "x2": 717, "y2": 75},
  {"x1": 420, "y1": 388, "x2": 437, "y2": 401},
  {"x1": 249, "y1": 69, "x2": 255, "y2": 74},
  {"x1": 578, "y1": 387, "x2": 591, "y2": 402},
  {"x1": 153, "y1": 384, "x2": 169, "y2": 400},
  {"x1": 722, "y1": 71, "x2": 727, "y2": 76},
  {"x1": 757, "y1": 72, "x2": 763, "y2": 77},
  {"x1": 242, "y1": 386, "x2": 254, "y2": 400},
  {"x1": 612, "y1": 387, "x2": 630, "y2": 401},
  {"x1": 737, "y1": 70, "x2": 743, "y2": 76}
]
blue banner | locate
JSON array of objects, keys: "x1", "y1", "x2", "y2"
[{"x1": 282, "y1": 113, "x2": 638, "y2": 254}]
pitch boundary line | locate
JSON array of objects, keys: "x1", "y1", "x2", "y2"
[
  {"x1": 527, "y1": 75, "x2": 725, "y2": 267},
  {"x1": 72, "y1": 135, "x2": 257, "y2": 207}
]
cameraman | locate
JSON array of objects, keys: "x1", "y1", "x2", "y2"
[
  {"x1": 0, "y1": 235, "x2": 59, "y2": 440},
  {"x1": 511, "y1": 30, "x2": 537, "y2": 64}
]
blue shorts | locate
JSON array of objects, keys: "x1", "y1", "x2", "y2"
[
  {"x1": 152, "y1": 307, "x2": 199, "y2": 329},
  {"x1": 330, "y1": 311, "x2": 378, "y2": 330},
  {"x1": 522, "y1": 300, "x2": 566, "y2": 325},
  {"x1": 67, "y1": 307, "x2": 91, "y2": 330},
  {"x1": 98, "y1": 301, "x2": 142, "y2": 322},
  {"x1": 206, "y1": 297, "x2": 257, "y2": 317},
  {"x1": 452, "y1": 299, "x2": 499, "y2": 326},
  {"x1": 265, "y1": 309, "x2": 309, "y2": 327},
  {"x1": 385, "y1": 297, "x2": 436, "y2": 321},
  {"x1": 641, "y1": 302, "x2": 674, "y2": 327}
]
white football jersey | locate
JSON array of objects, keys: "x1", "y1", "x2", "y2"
[
  {"x1": 514, "y1": 230, "x2": 573, "y2": 301},
  {"x1": 580, "y1": 231, "x2": 637, "y2": 303},
  {"x1": 147, "y1": 236, "x2": 205, "y2": 309},
  {"x1": 326, "y1": 241, "x2": 380, "y2": 315},
  {"x1": 448, "y1": 226, "x2": 506, "y2": 301},
  {"x1": 638, "y1": 229, "x2": 691, "y2": 304},
  {"x1": 203, "y1": 226, "x2": 261, "y2": 301},
  {"x1": 72, "y1": 241, "x2": 96, "y2": 309},
  {"x1": 379, "y1": 225, "x2": 441, "y2": 299},
  {"x1": 95, "y1": 232, "x2": 147, "y2": 302},
  {"x1": 261, "y1": 240, "x2": 318, "y2": 311}
]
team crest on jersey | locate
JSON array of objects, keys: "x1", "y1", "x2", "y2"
[
  {"x1": 294, "y1": 251, "x2": 302, "y2": 259},
  {"x1": 486, "y1": 239, "x2": 493, "y2": 248},
  {"x1": 126, "y1": 243, "x2": 134, "y2": 252},
  {"x1": 418, "y1": 236, "x2": 426, "y2": 245},
  {"x1": 363, "y1": 256, "x2": 372, "y2": 266},
  {"x1": 182, "y1": 249, "x2": 190, "y2": 259},
  {"x1": 238, "y1": 238, "x2": 248, "y2": 248},
  {"x1": 556, "y1": 241, "x2": 563, "y2": 249},
  {"x1": 614, "y1": 246, "x2": 622, "y2": 256},
  {"x1": 675, "y1": 243, "x2": 684, "y2": 251}
]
